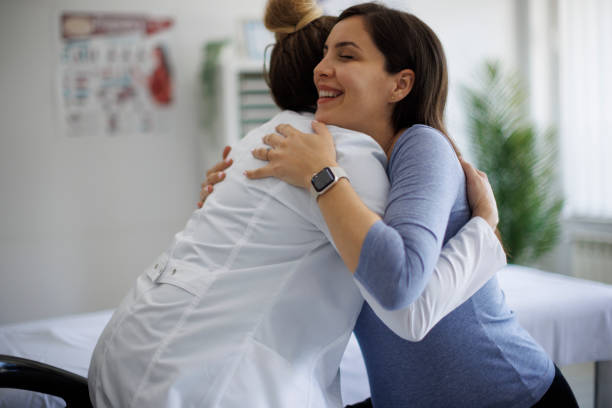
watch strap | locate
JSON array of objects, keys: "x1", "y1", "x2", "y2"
[{"x1": 309, "y1": 166, "x2": 349, "y2": 198}]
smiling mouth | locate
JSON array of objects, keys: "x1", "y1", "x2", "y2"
[{"x1": 317, "y1": 89, "x2": 343, "y2": 103}]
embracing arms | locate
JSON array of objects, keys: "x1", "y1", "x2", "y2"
[{"x1": 199, "y1": 125, "x2": 504, "y2": 340}]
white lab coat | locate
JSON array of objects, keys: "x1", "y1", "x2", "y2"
[{"x1": 88, "y1": 111, "x2": 505, "y2": 408}]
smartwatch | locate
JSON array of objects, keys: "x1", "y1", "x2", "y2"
[{"x1": 310, "y1": 166, "x2": 349, "y2": 198}]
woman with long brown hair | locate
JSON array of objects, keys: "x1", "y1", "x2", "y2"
[{"x1": 240, "y1": 2, "x2": 577, "y2": 407}]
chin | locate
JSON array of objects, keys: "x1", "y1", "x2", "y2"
[
  {"x1": 314, "y1": 110, "x2": 327, "y2": 122},
  {"x1": 314, "y1": 110, "x2": 344, "y2": 128}
]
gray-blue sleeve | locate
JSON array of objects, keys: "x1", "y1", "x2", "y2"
[{"x1": 354, "y1": 126, "x2": 462, "y2": 310}]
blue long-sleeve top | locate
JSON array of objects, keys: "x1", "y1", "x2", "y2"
[
  {"x1": 353, "y1": 125, "x2": 555, "y2": 407},
  {"x1": 354, "y1": 125, "x2": 463, "y2": 310}
]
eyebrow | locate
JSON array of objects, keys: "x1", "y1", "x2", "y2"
[
  {"x1": 335, "y1": 41, "x2": 361, "y2": 50},
  {"x1": 323, "y1": 41, "x2": 362, "y2": 51}
]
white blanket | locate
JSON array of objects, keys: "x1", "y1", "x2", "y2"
[
  {"x1": 498, "y1": 265, "x2": 612, "y2": 366},
  {"x1": 2, "y1": 265, "x2": 612, "y2": 407}
]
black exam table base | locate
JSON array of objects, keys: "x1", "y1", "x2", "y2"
[{"x1": 0, "y1": 354, "x2": 93, "y2": 408}]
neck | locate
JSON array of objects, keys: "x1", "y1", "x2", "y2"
[
  {"x1": 384, "y1": 128, "x2": 408, "y2": 160},
  {"x1": 363, "y1": 122, "x2": 399, "y2": 160}
]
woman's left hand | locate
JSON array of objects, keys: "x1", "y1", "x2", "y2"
[
  {"x1": 245, "y1": 121, "x2": 338, "y2": 188},
  {"x1": 459, "y1": 157, "x2": 499, "y2": 230}
]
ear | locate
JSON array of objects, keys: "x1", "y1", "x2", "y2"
[{"x1": 389, "y1": 69, "x2": 415, "y2": 103}]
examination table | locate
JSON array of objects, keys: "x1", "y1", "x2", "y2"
[{"x1": 1, "y1": 265, "x2": 611, "y2": 407}]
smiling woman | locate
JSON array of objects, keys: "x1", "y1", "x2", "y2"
[
  {"x1": 312, "y1": 15, "x2": 411, "y2": 155},
  {"x1": 243, "y1": 2, "x2": 578, "y2": 407},
  {"x1": 314, "y1": 4, "x2": 457, "y2": 158},
  {"x1": 314, "y1": 18, "x2": 414, "y2": 156}
]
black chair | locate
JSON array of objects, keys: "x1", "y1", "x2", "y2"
[{"x1": 0, "y1": 354, "x2": 92, "y2": 407}]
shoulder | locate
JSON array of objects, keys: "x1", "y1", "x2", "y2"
[
  {"x1": 388, "y1": 125, "x2": 462, "y2": 183},
  {"x1": 330, "y1": 126, "x2": 388, "y2": 170},
  {"x1": 240, "y1": 111, "x2": 313, "y2": 145},
  {"x1": 392, "y1": 125, "x2": 456, "y2": 160},
  {"x1": 327, "y1": 127, "x2": 390, "y2": 216},
  {"x1": 270, "y1": 110, "x2": 314, "y2": 132}
]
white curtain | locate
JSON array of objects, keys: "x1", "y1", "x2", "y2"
[{"x1": 559, "y1": 0, "x2": 612, "y2": 219}]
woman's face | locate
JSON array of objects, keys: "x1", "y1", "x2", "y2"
[{"x1": 313, "y1": 16, "x2": 396, "y2": 134}]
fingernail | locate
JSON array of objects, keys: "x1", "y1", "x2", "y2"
[
  {"x1": 225, "y1": 158, "x2": 232, "y2": 164},
  {"x1": 243, "y1": 170, "x2": 248, "y2": 176}
]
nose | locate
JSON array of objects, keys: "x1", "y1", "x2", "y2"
[{"x1": 314, "y1": 56, "x2": 332, "y2": 80}]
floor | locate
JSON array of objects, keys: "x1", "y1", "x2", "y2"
[{"x1": 561, "y1": 362, "x2": 595, "y2": 408}]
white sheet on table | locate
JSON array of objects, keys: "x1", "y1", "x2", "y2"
[
  {"x1": 2, "y1": 265, "x2": 612, "y2": 407},
  {"x1": 498, "y1": 264, "x2": 612, "y2": 366},
  {"x1": 0, "y1": 310, "x2": 113, "y2": 408}
]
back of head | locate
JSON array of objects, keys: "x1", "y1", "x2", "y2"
[
  {"x1": 264, "y1": 0, "x2": 335, "y2": 112},
  {"x1": 338, "y1": 3, "x2": 459, "y2": 155}
]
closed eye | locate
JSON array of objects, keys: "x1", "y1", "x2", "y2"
[{"x1": 340, "y1": 55, "x2": 354, "y2": 60}]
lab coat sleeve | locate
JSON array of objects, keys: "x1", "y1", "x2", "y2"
[{"x1": 354, "y1": 216, "x2": 507, "y2": 341}]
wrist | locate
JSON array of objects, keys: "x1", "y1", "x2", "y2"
[
  {"x1": 304, "y1": 162, "x2": 338, "y2": 188},
  {"x1": 310, "y1": 165, "x2": 348, "y2": 199}
]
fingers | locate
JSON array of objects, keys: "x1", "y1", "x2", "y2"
[
  {"x1": 197, "y1": 184, "x2": 214, "y2": 208},
  {"x1": 198, "y1": 169, "x2": 227, "y2": 208},
  {"x1": 459, "y1": 157, "x2": 476, "y2": 176},
  {"x1": 460, "y1": 158, "x2": 498, "y2": 229},
  {"x1": 252, "y1": 147, "x2": 274, "y2": 162},
  {"x1": 222, "y1": 145, "x2": 232, "y2": 160},
  {"x1": 311, "y1": 120, "x2": 331, "y2": 137},
  {"x1": 206, "y1": 157, "x2": 233, "y2": 176},
  {"x1": 244, "y1": 164, "x2": 276, "y2": 180},
  {"x1": 198, "y1": 146, "x2": 232, "y2": 209},
  {"x1": 460, "y1": 158, "x2": 487, "y2": 181},
  {"x1": 200, "y1": 184, "x2": 213, "y2": 201},
  {"x1": 275, "y1": 124, "x2": 301, "y2": 138},
  {"x1": 262, "y1": 133, "x2": 285, "y2": 148},
  {"x1": 200, "y1": 171, "x2": 225, "y2": 190}
]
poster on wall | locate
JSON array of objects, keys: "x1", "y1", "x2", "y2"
[{"x1": 59, "y1": 13, "x2": 175, "y2": 137}]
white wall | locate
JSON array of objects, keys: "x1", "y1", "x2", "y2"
[
  {"x1": 405, "y1": 0, "x2": 519, "y2": 154},
  {"x1": 0, "y1": 0, "x2": 518, "y2": 324},
  {"x1": 0, "y1": 0, "x2": 267, "y2": 324},
  {"x1": 326, "y1": 0, "x2": 520, "y2": 151}
]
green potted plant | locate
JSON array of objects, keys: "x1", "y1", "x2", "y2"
[{"x1": 464, "y1": 61, "x2": 564, "y2": 265}]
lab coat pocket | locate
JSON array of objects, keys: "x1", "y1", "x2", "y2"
[
  {"x1": 155, "y1": 261, "x2": 215, "y2": 297},
  {"x1": 103, "y1": 253, "x2": 170, "y2": 337}
]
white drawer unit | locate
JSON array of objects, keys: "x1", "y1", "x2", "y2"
[{"x1": 217, "y1": 48, "x2": 279, "y2": 146}]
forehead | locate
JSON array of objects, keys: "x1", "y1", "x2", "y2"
[{"x1": 326, "y1": 16, "x2": 376, "y2": 51}]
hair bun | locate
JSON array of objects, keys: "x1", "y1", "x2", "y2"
[{"x1": 264, "y1": 0, "x2": 323, "y2": 35}]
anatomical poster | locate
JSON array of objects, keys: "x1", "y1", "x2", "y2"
[{"x1": 58, "y1": 12, "x2": 175, "y2": 137}]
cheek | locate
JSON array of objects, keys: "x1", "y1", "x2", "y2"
[
  {"x1": 342, "y1": 68, "x2": 388, "y2": 103},
  {"x1": 347, "y1": 78, "x2": 388, "y2": 116}
]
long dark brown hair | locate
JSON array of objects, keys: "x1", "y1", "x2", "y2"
[
  {"x1": 338, "y1": 4, "x2": 510, "y2": 247},
  {"x1": 264, "y1": 0, "x2": 335, "y2": 113},
  {"x1": 338, "y1": 3, "x2": 460, "y2": 156}
]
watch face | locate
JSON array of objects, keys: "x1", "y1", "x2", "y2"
[{"x1": 311, "y1": 167, "x2": 335, "y2": 192}]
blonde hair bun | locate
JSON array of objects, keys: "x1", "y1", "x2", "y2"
[{"x1": 264, "y1": 0, "x2": 323, "y2": 35}]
